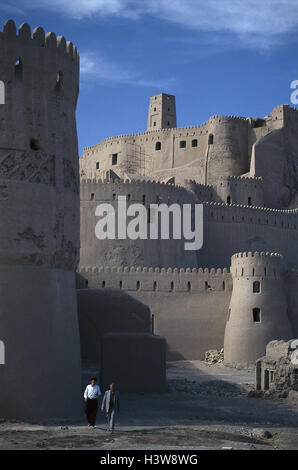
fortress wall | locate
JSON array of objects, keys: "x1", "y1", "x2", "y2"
[
  {"x1": 80, "y1": 179, "x2": 298, "y2": 270},
  {"x1": 78, "y1": 267, "x2": 232, "y2": 360},
  {"x1": 0, "y1": 21, "x2": 82, "y2": 421},
  {"x1": 215, "y1": 176, "x2": 264, "y2": 206},
  {"x1": 151, "y1": 160, "x2": 207, "y2": 185},
  {"x1": 183, "y1": 180, "x2": 217, "y2": 202},
  {"x1": 198, "y1": 203, "x2": 298, "y2": 269},
  {"x1": 284, "y1": 270, "x2": 298, "y2": 337},
  {"x1": 247, "y1": 105, "x2": 285, "y2": 158},
  {"x1": 80, "y1": 179, "x2": 199, "y2": 269},
  {"x1": 80, "y1": 116, "x2": 251, "y2": 184},
  {"x1": 250, "y1": 127, "x2": 297, "y2": 209},
  {"x1": 206, "y1": 117, "x2": 250, "y2": 186}
]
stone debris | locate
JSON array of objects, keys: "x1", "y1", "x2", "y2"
[
  {"x1": 172, "y1": 378, "x2": 250, "y2": 398},
  {"x1": 205, "y1": 349, "x2": 224, "y2": 364}
]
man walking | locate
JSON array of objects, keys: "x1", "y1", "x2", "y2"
[
  {"x1": 84, "y1": 377, "x2": 101, "y2": 427},
  {"x1": 101, "y1": 383, "x2": 120, "y2": 433}
]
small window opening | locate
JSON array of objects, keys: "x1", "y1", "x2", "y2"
[
  {"x1": 248, "y1": 197, "x2": 252, "y2": 206},
  {"x1": 191, "y1": 139, "x2": 198, "y2": 147},
  {"x1": 253, "y1": 308, "x2": 261, "y2": 322},
  {"x1": 155, "y1": 141, "x2": 161, "y2": 151},
  {"x1": 30, "y1": 138, "x2": 40, "y2": 151},
  {"x1": 208, "y1": 134, "x2": 214, "y2": 145},
  {"x1": 253, "y1": 281, "x2": 260, "y2": 293},
  {"x1": 180, "y1": 140, "x2": 186, "y2": 148},
  {"x1": 112, "y1": 153, "x2": 118, "y2": 165},
  {"x1": 227, "y1": 196, "x2": 231, "y2": 205}
]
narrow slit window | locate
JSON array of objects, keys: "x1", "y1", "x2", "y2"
[
  {"x1": 253, "y1": 308, "x2": 261, "y2": 322},
  {"x1": 112, "y1": 153, "x2": 118, "y2": 165},
  {"x1": 15, "y1": 58, "x2": 23, "y2": 80},
  {"x1": 56, "y1": 71, "x2": 63, "y2": 91}
]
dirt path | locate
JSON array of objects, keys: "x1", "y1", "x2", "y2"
[{"x1": 0, "y1": 361, "x2": 297, "y2": 450}]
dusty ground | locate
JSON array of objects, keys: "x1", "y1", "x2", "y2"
[{"x1": 0, "y1": 360, "x2": 298, "y2": 450}]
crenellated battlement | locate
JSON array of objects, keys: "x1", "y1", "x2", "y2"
[
  {"x1": 80, "y1": 177, "x2": 197, "y2": 203},
  {"x1": 220, "y1": 175, "x2": 262, "y2": 183},
  {"x1": 0, "y1": 20, "x2": 79, "y2": 62},
  {"x1": 78, "y1": 264, "x2": 232, "y2": 293},
  {"x1": 82, "y1": 113, "x2": 250, "y2": 154},
  {"x1": 230, "y1": 251, "x2": 284, "y2": 278},
  {"x1": 79, "y1": 265, "x2": 230, "y2": 275},
  {"x1": 231, "y1": 251, "x2": 283, "y2": 260},
  {"x1": 0, "y1": 20, "x2": 79, "y2": 104}
]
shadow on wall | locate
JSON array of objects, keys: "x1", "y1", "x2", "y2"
[{"x1": 77, "y1": 288, "x2": 167, "y2": 393}]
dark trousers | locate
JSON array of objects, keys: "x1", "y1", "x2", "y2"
[{"x1": 86, "y1": 398, "x2": 98, "y2": 426}]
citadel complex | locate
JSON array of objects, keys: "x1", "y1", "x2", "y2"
[
  {"x1": 79, "y1": 93, "x2": 298, "y2": 365},
  {"x1": 0, "y1": 19, "x2": 297, "y2": 422}
]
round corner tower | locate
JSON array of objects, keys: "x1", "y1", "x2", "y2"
[
  {"x1": 0, "y1": 20, "x2": 82, "y2": 421},
  {"x1": 224, "y1": 251, "x2": 293, "y2": 364}
]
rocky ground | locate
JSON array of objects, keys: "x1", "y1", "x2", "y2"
[{"x1": 0, "y1": 360, "x2": 298, "y2": 450}]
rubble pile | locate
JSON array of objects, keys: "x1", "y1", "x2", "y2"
[{"x1": 205, "y1": 349, "x2": 224, "y2": 364}]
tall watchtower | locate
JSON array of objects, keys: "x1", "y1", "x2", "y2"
[
  {"x1": 0, "y1": 20, "x2": 82, "y2": 422},
  {"x1": 224, "y1": 252, "x2": 293, "y2": 364},
  {"x1": 147, "y1": 93, "x2": 177, "y2": 131}
]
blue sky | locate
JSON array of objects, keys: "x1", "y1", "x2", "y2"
[{"x1": 1, "y1": 1, "x2": 298, "y2": 155}]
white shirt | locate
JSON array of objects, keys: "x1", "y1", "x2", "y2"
[{"x1": 84, "y1": 384, "x2": 101, "y2": 399}]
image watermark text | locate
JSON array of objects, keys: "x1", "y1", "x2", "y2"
[{"x1": 95, "y1": 196, "x2": 203, "y2": 251}]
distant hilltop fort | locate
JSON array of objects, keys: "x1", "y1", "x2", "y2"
[{"x1": 79, "y1": 93, "x2": 298, "y2": 364}]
